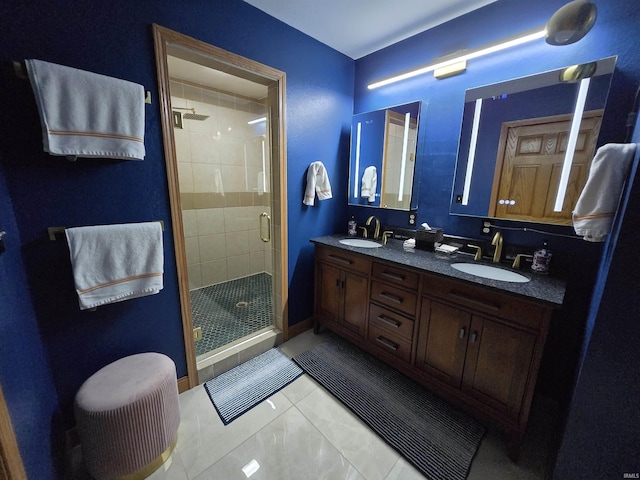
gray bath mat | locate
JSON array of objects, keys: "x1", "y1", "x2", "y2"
[
  {"x1": 204, "y1": 348, "x2": 303, "y2": 425},
  {"x1": 293, "y1": 337, "x2": 486, "y2": 480}
]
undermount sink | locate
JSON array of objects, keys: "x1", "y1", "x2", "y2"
[
  {"x1": 451, "y1": 263, "x2": 530, "y2": 283},
  {"x1": 339, "y1": 238, "x2": 382, "y2": 248}
]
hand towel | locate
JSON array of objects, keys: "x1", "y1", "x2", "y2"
[
  {"x1": 303, "y1": 161, "x2": 332, "y2": 206},
  {"x1": 573, "y1": 143, "x2": 637, "y2": 242},
  {"x1": 25, "y1": 59, "x2": 145, "y2": 160},
  {"x1": 361, "y1": 166, "x2": 377, "y2": 202},
  {"x1": 65, "y1": 222, "x2": 163, "y2": 310}
]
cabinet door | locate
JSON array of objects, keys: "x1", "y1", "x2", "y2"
[
  {"x1": 415, "y1": 298, "x2": 471, "y2": 388},
  {"x1": 462, "y1": 316, "x2": 536, "y2": 418},
  {"x1": 316, "y1": 262, "x2": 341, "y2": 324},
  {"x1": 342, "y1": 271, "x2": 369, "y2": 337}
]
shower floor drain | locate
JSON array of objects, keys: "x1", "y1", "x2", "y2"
[{"x1": 236, "y1": 301, "x2": 249, "y2": 308}]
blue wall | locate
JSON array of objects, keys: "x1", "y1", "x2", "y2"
[
  {"x1": 0, "y1": 0, "x2": 353, "y2": 477},
  {"x1": 0, "y1": 161, "x2": 63, "y2": 478}
]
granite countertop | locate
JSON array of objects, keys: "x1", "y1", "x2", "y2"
[{"x1": 310, "y1": 234, "x2": 566, "y2": 307}]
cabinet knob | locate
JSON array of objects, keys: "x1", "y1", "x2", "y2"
[
  {"x1": 471, "y1": 331, "x2": 478, "y2": 343},
  {"x1": 459, "y1": 327, "x2": 466, "y2": 339}
]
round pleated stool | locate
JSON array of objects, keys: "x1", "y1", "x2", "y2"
[{"x1": 74, "y1": 352, "x2": 180, "y2": 480}]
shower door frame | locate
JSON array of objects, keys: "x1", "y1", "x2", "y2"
[{"x1": 153, "y1": 24, "x2": 289, "y2": 390}]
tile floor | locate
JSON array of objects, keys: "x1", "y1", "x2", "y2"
[{"x1": 72, "y1": 329, "x2": 559, "y2": 480}]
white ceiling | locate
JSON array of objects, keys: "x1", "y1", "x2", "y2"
[{"x1": 243, "y1": 0, "x2": 497, "y2": 59}]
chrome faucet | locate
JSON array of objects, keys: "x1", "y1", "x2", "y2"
[
  {"x1": 491, "y1": 231, "x2": 503, "y2": 263},
  {"x1": 365, "y1": 215, "x2": 381, "y2": 240}
]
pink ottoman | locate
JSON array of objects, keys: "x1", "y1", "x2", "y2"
[{"x1": 74, "y1": 353, "x2": 180, "y2": 479}]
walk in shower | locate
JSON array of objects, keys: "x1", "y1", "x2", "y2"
[{"x1": 167, "y1": 55, "x2": 275, "y2": 360}]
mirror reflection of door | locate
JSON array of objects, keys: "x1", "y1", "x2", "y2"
[
  {"x1": 153, "y1": 25, "x2": 288, "y2": 387},
  {"x1": 490, "y1": 110, "x2": 602, "y2": 224},
  {"x1": 381, "y1": 110, "x2": 418, "y2": 209}
]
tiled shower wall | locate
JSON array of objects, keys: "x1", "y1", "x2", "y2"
[{"x1": 170, "y1": 79, "x2": 273, "y2": 290}]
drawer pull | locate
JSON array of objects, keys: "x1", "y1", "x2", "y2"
[
  {"x1": 471, "y1": 331, "x2": 478, "y2": 343},
  {"x1": 376, "y1": 336, "x2": 399, "y2": 351},
  {"x1": 328, "y1": 255, "x2": 354, "y2": 266},
  {"x1": 381, "y1": 271, "x2": 406, "y2": 282},
  {"x1": 379, "y1": 292, "x2": 404, "y2": 304},
  {"x1": 448, "y1": 291, "x2": 501, "y2": 311},
  {"x1": 378, "y1": 315, "x2": 401, "y2": 328},
  {"x1": 459, "y1": 327, "x2": 466, "y2": 339}
]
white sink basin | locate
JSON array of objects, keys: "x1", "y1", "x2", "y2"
[
  {"x1": 339, "y1": 238, "x2": 382, "y2": 248},
  {"x1": 451, "y1": 263, "x2": 530, "y2": 283}
]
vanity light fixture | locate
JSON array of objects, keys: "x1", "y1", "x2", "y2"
[
  {"x1": 554, "y1": 76, "x2": 591, "y2": 212},
  {"x1": 398, "y1": 112, "x2": 411, "y2": 202},
  {"x1": 367, "y1": 28, "x2": 546, "y2": 89},
  {"x1": 247, "y1": 116, "x2": 267, "y2": 125},
  {"x1": 368, "y1": 0, "x2": 597, "y2": 90}
]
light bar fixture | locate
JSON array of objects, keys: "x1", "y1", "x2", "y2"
[
  {"x1": 247, "y1": 116, "x2": 267, "y2": 125},
  {"x1": 398, "y1": 112, "x2": 411, "y2": 202},
  {"x1": 353, "y1": 122, "x2": 362, "y2": 199},
  {"x1": 553, "y1": 77, "x2": 591, "y2": 211},
  {"x1": 462, "y1": 98, "x2": 483, "y2": 205},
  {"x1": 368, "y1": 28, "x2": 546, "y2": 90}
]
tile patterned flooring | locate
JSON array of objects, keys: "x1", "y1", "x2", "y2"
[
  {"x1": 143, "y1": 330, "x2": 557, "y2": 480},
  {"x1": 191, "y1": 273, "x2": 273, "y2": 357}
]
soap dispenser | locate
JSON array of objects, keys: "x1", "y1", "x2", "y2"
[
  {"x1": 347, "y1": 216, "x2": 357, "y2": 237},
  {"x1": 531, "y1": 240, "x2": 552, "y2": 274}
]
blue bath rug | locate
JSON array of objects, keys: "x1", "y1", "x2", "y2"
[{"x1": 204, "y1": 348, "x2": 303, "y2": 425}]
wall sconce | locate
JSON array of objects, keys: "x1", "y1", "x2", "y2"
[{"x1": 368, "y1": 1, "x2": 598, "y2": 90}]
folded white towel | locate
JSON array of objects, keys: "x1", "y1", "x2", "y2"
[
  {"x1": 25, "y1": 59, "x2": 145, "y2": 160},
  {"x1": 573, "y1": 143, "x2": 637, "y2": 242},
  {"x1": 403, "y1": 238, "x2": 416, "y2": 249},
  {"x1": 303, "y1": 161, "x2": 332, "y2": 206},
  {"x1": 65, "y1": 222, "x2": 163, "y2": 310},
  {"x1": 361, "y1": 166, "x2": 377, "y2": 202}
]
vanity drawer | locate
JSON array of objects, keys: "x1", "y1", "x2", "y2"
[
  {"x1": 372, "y1": 262, "x2": 419, "y2": 291},
  {"x1": 316, "y1": 246, "x2": 371, "y2": 275},
  {"x1": 368, "y1": 322, "x2": 412, "y2": 363},
  {"x1": 421, "y1": 273, "x2": 545, "y2": 330},
  {"x1": 371, "y1": 280, "x2": 417, "y2": 317},
  {"x1": 369, "y1": 303, "x2": 414, "y2": 341}
]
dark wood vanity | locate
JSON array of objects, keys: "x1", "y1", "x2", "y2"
[{"x1": 312, "y1": 235, "x2": 566, "y2": 460}]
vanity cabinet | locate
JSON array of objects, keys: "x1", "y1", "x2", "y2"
[
  {"x1": 312, "y1": 241, "x2": 557, "y2": 460},
  {"x1": 314, "y1": 246, "x2": 371, "y2": 338}
]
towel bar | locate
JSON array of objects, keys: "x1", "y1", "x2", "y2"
[
  {"x1": 12, "y1": 60, "x2": 152, "y2": 104},
  {"x1": 48, "y1": 221, "x2": 164, "y2": 241}
]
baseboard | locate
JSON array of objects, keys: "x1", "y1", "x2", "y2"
[
  {"x1": 177, "y1": 376, "x2": 190, "y2": 393},
  {"x1": 287, "y1": 317, "x2": 313, "y2": 339}
]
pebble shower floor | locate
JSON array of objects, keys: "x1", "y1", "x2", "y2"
[{"x1": 190, "y1": 272, "x2": 273, "y2": 357}]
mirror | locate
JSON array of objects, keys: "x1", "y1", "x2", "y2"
[
  {"x1": 348, "y1": 101, "x2": 421, "y2": 210},
  {"x1": 450, "y1": 56, "x2": 616, "y2": 225}
]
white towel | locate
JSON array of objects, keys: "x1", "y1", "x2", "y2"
[
  {"x1": 214, "y1": 168, "x2": 224, "y2": 195},
  {"x1": 25, "y1": 59, "x2": 146, "y2": 160},
  {"x1": 303, "y1": 161, "x2": 332, "y2": 206},
  {"x1": 361, "y1": 166, "x2": 377, "y2": 202},
  {"x1": 65, "y1": 222, "x2": 163, "y2": 310},
  {"x1": 573, "y1": 143, "x2": 637, "y2": 242}
]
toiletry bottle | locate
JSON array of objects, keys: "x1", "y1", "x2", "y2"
[
  {"x1": 531, "y1": 240, "x2": 552, "y2": 274},
  {"x1": 347, "y1": 216, "x2": 357, "y2": 237}
]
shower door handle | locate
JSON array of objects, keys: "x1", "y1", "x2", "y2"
[{"x1": 260, "y1": 212, "x2": 271, "y2": 242}]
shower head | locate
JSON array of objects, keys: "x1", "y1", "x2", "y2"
[
  {"x1": 182, "y1": 112, "x2": 210, "y2": 121},
  {"x1": 173, "y1": 107, "x2": 210, "y2": 121}
]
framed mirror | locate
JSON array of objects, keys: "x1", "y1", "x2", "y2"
[
  {"x1": 450, "y1": 56, "x2": 616, "y2": 225},
  {"x1": 348, "y1": 101, "x2": 421, "y2": 210}
]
